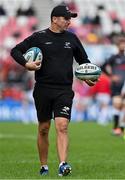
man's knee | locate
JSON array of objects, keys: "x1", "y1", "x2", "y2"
[
  {"x1": 39, "y1": 128, "x2": 49, "y2": 136},
  {"x1": 38, "y1": 122, "x2": 50, "y2": 136},
  {"x1": 56, "y1": 122, "x2": 68, "y2": 134},
  {"x1": 112, "y1": 96, "x2": 122, "y2": 109}
]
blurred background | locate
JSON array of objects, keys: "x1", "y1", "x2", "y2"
[{"x1": 0, "y1": 0, "x2": 125, "y2": 124}]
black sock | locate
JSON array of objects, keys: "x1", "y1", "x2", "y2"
[
  {"x1": 113, "y1": 115, "x2": 119, "y2": 129},
  {"x1": 120, "y1": 127, "x2": 124, "y2": 132}
]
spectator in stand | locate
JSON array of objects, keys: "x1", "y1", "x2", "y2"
[{"x1": 102, "y1": 37, "x2": 125, "y2": 135}]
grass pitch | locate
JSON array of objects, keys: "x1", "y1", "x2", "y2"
[{"x1": 0, "y1": 121, "x2": 125, "y2": 179}]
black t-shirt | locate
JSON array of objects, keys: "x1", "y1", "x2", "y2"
[{"x1": 11, "y1": 28, "x2": 90, "y2": 88}]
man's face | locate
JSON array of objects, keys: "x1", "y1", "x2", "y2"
[
  {"x1": 53, "y1": 16, "x2": 71, "y2": 31},
  {"x1": 118, "y1": 42, "x2": 125, "y2": 52}
]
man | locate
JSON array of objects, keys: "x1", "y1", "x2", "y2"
[
  {"x1": 102, "y1": 37, "x2": 125, "y2": 135},
  {"x1": 11, "y1": 4, "x2": 96, "y2": 176}
]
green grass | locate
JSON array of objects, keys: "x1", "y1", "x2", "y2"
[{"x1": 0, "y1": 121, "x2": 125, "y2": 179}]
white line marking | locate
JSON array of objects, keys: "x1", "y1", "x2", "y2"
[{"x1": 0, "y1": 134, "x2": 36, "y2": 140}]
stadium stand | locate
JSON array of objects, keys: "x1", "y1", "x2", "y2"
[{"x1": 53, "y1": 0, "x2": 125, "y2": 44}]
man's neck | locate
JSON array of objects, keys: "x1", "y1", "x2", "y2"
[
  {"x1": 49, "y1": 24, "x2": 64, "y2": 33},
  {"x1": 119, "y1": 50, "x2": 125, "y2": 55}
]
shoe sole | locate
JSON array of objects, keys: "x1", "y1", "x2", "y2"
[
  {"x1": 40, "y1": 170, "x2": 48, "y2": 175},
  {"x1": 58, "y1": 167, "x2": 71, "y2": 176},
  {"x1": 40, "y1": 173, "x2": 48, "y2": 175}
]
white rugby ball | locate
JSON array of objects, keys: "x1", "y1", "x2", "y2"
[
  {"x1": 23, "y1": 47, "x2": 43, "y2": 62},
  {"x1": 75, "y1": 63, "x2": 101, "y2": 81}
]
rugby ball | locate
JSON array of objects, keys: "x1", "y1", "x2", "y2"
[
  {"x1": 23, "y1": 47, "x2": 43, "y2": 62},
  {"x1": 75, "y1": 63, "x2": 101, "y2": 81}
]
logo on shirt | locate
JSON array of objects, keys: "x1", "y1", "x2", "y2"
[
  {"x1": 39, "y1": 30, "x2": 46, "y2": 33},
  {"x1": 45, "y1": 42, "x2": 53, "y2": 45},
  {"x1": 64, "y1": 42, "x2": 71, "y2": 49}
]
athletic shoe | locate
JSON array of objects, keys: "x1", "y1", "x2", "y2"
[
  {"x1": 58, "y1": 162, "x2": 71, "y2": 176},
  {"x1": 40, "y1": 167, "x2": 48, "y2": 175},
  {"x1": 112, "y1": 128, "x2": 123, "y2": 136}
]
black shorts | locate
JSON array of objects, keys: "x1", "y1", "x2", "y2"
[{"x1": 33, "y1": 85, "x2": 74, "y2": 122}]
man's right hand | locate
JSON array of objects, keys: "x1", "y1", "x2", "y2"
[
  {"x1": 84, "y1": 79, "x2": 97, "y2": 86},
  {"x1": 25, "y1": 60, "x2": 41, "y2": 71}
]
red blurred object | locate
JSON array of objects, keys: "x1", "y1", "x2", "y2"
[
  {"x1": 90, "y1": 73, "x2": 111, "y2": 95},
  {"x1": 2, "y1": 87, "x2": 25, "y2": 101}
]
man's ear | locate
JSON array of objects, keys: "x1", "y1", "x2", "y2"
[{"x1": 52, "y1": 16, "x2": 58, "y2": 23}]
